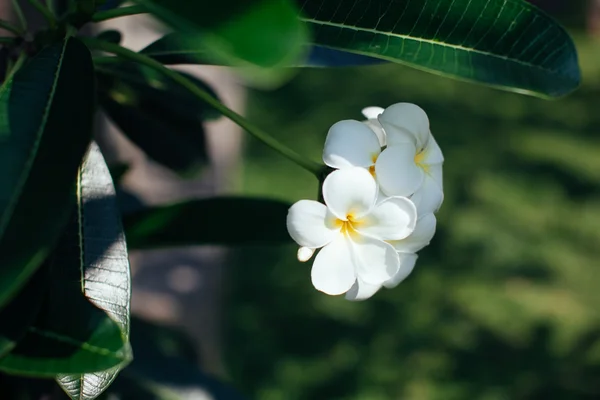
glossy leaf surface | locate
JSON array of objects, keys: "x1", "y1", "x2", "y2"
[
  {"x1": 298, "y1": 0, "x2": 581, "y2": 97},
  {"x1": 0, "y1": 38, "x2": 94, "y2": 308}
]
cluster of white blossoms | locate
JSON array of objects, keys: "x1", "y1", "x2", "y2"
[{"x1": 287, "y1": 103, "x2": 444, "y2": 301}]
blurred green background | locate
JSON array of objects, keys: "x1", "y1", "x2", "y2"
[{"x1": 223, "y1": 21, "x2": 600, "y2": 400}]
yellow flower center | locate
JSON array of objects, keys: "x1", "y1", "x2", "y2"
[
  {"x1": 369, "y1": 153, "x2": 379, "y2": 177},
  {"x1": 335, "y1": 214, "x2": 362, "y2": 238},
  {"x1": 414, "y1": 148, "x2": 429, "y2": 172}
]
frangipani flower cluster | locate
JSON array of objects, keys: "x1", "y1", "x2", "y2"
[{"x1": 287, "y1": 103, "x2": 444, "y2": 301}]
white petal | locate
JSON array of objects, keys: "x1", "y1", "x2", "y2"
[
  {"x1": 410, "y1": 175, "x2": 444, "y2": 215},
  {"x1": 352, "y1": 235, "x2": 399, "y2": 285},
  {"x1": 311, "y1": 236, "x2": 357, "y2": 295},
  {"x1": 361, "y1": 107, "x2": 386, "y2": 146},
  {"x1": 323, "y1": 120, "x2": 381, "y2": 169},
  {"x1": 287, "y1": 200, "x2": 339, "y2": 248},
  {"x1": 356, "y1": 197, "x2": 417, "y2": 241},
  {"x1": 426, "y1": 162, "x2": 443, "y2": 191},
  {"x1": 379, "y1": 103, "x2": 430, "y2": 148},
  {"x1": 362, "y1": 106, "x2": 384, "y2": 120},
  {"x1": 423, "y1": 134, "x2": 444, "y2": 164},
  {"x1": 323, "y1": 167, "x2": 377, "y2": 220},
  {"x1": 376, "y1": 145, "x2": 424, "y2": 197},
  {"x1": 297, "y1": 247, "x2": 315, "y2": 262},
  {"x1": 383, "y1": 252, "x2": 418, "y2": 289},
  {"x1": 345, "y1": 277, "x2": 382, "y2": 301},
  {"x1": 390, "y1": 213, "x2": 437, "y2": 253},
  {"x1": 364, "y1": 120, "x2": 386, "y2": 147}
]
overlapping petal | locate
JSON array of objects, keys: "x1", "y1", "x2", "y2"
[
  {"x1": 383, "y1": 252, "x2": 418, "y2": 289},
  {"x1": 287, "y1": 200, "x2": 339, "y2": 248},
  {"x1": 379, "y1": 103, "x2": 430, "y2": 148},
  {"x1": 356, "y1": 197, "x2": 417, "y2": 241},
  {"x1": 376, "y1": 144, "x2": 424, "y2": 197},
  {"x1": 311, "y1": 235, "x2": 357, "y2": 295},
  {"x1": 390, "y1": 213, "x2": 437, "y2": 253},
  {"x1": 323, "y1": 167, "x2": 377, "y2": 220},
  {"x1": 323, "y1": 120, "x2": 382, "y2": 169},
  {"x1": 345, "y1": 277, "x2": 382, "y2": 301},
  {"x1": 422, "y1": 135, "x2": 444, "y2": 165},
  {"x1": 410, "y1": 175, "x2": 444, "y2": 215},
  {"x1": 361, "y1": 106, "x2": 386, "y2": 146},
  {"x1": 352, "y1": 235, "x2": 399, "y2": 285}
]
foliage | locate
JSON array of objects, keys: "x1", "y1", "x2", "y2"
[{"x1": 0, "y1": 0, "x2": 587, "y2": 399}]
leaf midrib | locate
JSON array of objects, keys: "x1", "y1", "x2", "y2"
[{"x1": 300, "y1": 17, "x2": 566, "y2": 74}]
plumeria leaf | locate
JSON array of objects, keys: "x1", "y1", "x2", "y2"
[
  {"x1": 298, "y1": 0, "x2": 581, "y2": 97},
  {"x1": 0, "y1": 264, "x2": 49, "y2": 358},
  {"x1": 123, "y1": 197, "x2": 293, "y2": 249},
  {"x1": 140, "y1": 33, "x2": 385, "y2": 67},
  {"x1": 0, "y1": 37, "x2": 94, "y2": 309},
  {"x1": 97, "y1": 62, "x2": 217, "y2": 177},
  {"x1": 0, "y1": 143, "x2": 131, "y2": 383},
  {"x1": 96, "y1": 30, "x2": 122, "y2": 44},
  {"x1": 134, "y1": 0, "x2": 308, "y2": 83},
  {"x1": 55, "y1": 143, "x2": 132, "y2": 400}
]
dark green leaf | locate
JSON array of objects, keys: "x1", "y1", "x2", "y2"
[
  {"x1": 298, "y1": 0, "x2": 581, "y2": 98},
  {"x1": 97, "y1": 62, "x2": 217, "y2": 177},
  {"x1": 0, "y1": 264, "x2": 49, "y2": 358},
  {"x1": 135, "y1": 0, "x2": 308, "y2": 82},
  {"x1": 123, "y1": 197, "x2": 293, "y2": 249},
  {"x1": 0, "y1": 143, "x2": 131, "y2": 380},
  {"x1": 96, "y1": 30, "x2": 122, "y2": 44},
  {"x1": 140, "y1": 34, "x2": 385, "y2": 67},
  {"x1": 0, "y1": 37, "x2": 95, "y2": 309}
]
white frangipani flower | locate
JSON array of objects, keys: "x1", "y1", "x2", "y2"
[
  {"x1": 323, "y1": 103, "x2": 444, "y2": 215},
  {"x1": 376, "y1": 103, "x2": 444, "y2": 214},
  {"x1": 287, "y1": 167, "x2": 417, "y2": 296}
]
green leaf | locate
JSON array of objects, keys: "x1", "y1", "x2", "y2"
[
  {"x1": 298, "y1": 0, "x2": 581, "y2": 98},
  {"x1": 55, "y1": 143, "x2": 132, "y2": 400},
  {"x1": 0, "y1": 143, "x2": 132, "y2": 380},
  {"x1": 96, "y1": 30, "x2": 122, "y2": 44},
  {"x1": 139, "y1": 33, "x2": 211, "y2": 66},
  {"x1": 123, "y1": 197, "x2": 293, "y2": 249},
  {"x1": 0, "y1": 264, "x2": 49, "y2": 358},
  {"x1": 140, "y1": 34, "x2": 384, "y2": 68},
  {"x1": 96, "y1": 62, "x2": 217, "y2": 177},
  {"x1": 0, "y1": 37, "x2": 95, "y2": 309},
  {"x1": 135, "y1": 0, "x2": 308, "y2": 83}
]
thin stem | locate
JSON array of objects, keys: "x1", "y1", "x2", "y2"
[
  {"x1": 27, "y1": 0, "x2": 57, "y2": 28},
  {"x1": 2, "y1": 51, "x2": 27, "y2": 89},
  {"x1": 82, "y1": 37, "x2": 323, "y2": 175},
  {"x1": 11, "y1": 0, "x2": 27, "y2": 32},
  {"x1": 0, "y1": 19, "x2": 23, "y2": 36},
  {"x1": 91, "y1": 5, "x2": 147, "y2": 22}
]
